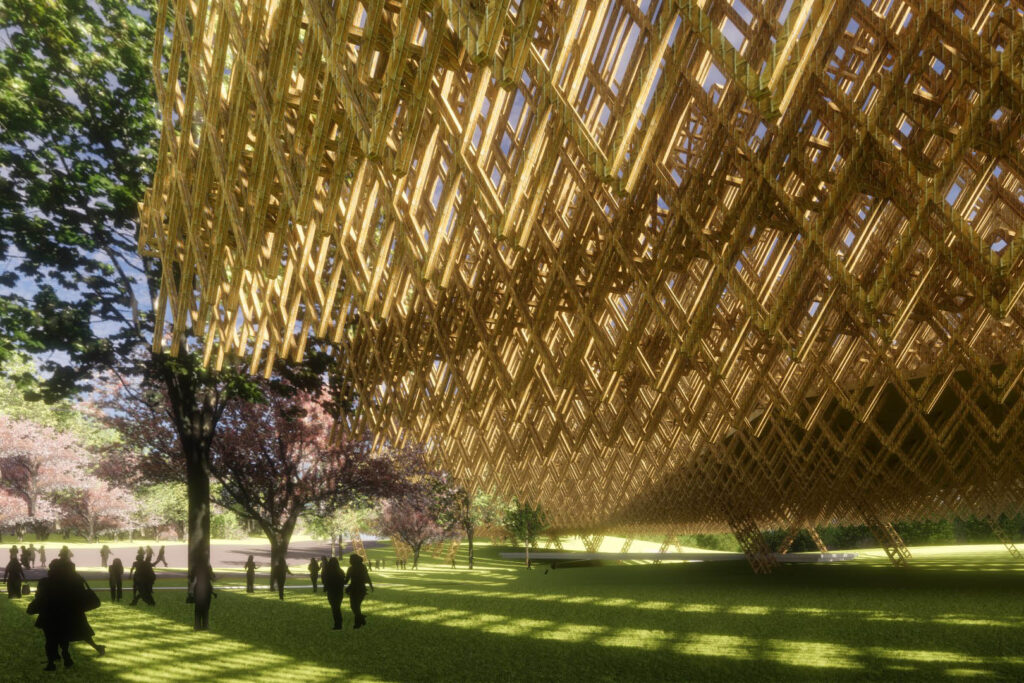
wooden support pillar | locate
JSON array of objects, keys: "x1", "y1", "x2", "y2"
[
  {"x1": 987, "y1": 518, "x2": 1022, "y2": 560},
  {"x1": 863, "y1": 515, "x2": 911, "y2": 567},
  {"x1": 776, "y1": 526, "x2": 801, "y2": 554},
  {"x1": 807, "y1": 527, "x2": 828, "y2": 553},
  {"x1": 619, "y1": 537, "x2": 634, "y2": 553},
  {"x1": 444, "y1": 539, "x2": 461, "y2": 565},
  {"x1": 729, "y1": 518, "x2": 778, "y2": 574},
  {"x1": 653, "y1": 534, "x2": 676, "y2": 565},
  {"x1": 580, "y1": 534, "x2": 604, "y2": 553},
  {"x1": 543, "y1": 533, "x2": 564, "y2": 550},
  {"x1": 351, "y1": 529, "x2": 368, "y2": 562}
]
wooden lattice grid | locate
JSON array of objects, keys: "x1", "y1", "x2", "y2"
[{"x1": 141, "y1": 0, "x2": 1024, "y2": 536}]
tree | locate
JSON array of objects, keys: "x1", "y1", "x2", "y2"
[
  {"x1": 0, "y1": 0, "x2": 265, "y2": 630},
  {"x1": 452, "y1": 490, "x2": 505, "y2": 570},
  {"x1": 0, "y1": 415, "x2": 81, "y2": 536},
  {"x1": 502, "y1": 500, "x2": 548, "y2": 568},
  {"x1": 209, "y1": 382, "x2": 391, "y2": 592},
  {"x1": 134, "y1": 483, "x2": 188, "y2": 539},
  {"x1": 377, "y1": 460, "x2": 462, "y2": 569},
  {"x1": 50, "y1": 476, "x2": 135, "y2": 541},
  {"x1": 305, "y1": 496, "x2": 378, "y2": 558}
]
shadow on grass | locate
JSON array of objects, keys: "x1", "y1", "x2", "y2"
[{"x1": 3, "y1": 546, "x2": 1023, "y2": 681}]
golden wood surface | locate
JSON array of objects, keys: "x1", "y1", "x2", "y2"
[{"x1": 141, "y1": 0, "x2": 1024, "y2": 536}]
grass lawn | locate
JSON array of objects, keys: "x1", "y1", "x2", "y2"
[{"x1": 3, "y1": 541, "x2": 1023, "y2": 681}]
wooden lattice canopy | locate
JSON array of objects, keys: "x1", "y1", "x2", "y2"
[{"x1": 141, "y1": 0, "x2": 1024, "y2": 536}]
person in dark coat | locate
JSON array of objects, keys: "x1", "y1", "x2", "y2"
[
  {"x1": 155, "y1": 545, "x2": 168, "y2": 567},
  {"x1": 4, "y1": 546, "x2": 25, "y2": 598},
  {"x1": 270, "y1": 555, "x2": 289, "y2": 600},
  {"x1": 346, "y1": 554, "x2": 373, "y2": 629},
  {"x1": 130, "y1": 558, "x2": 155, "y2": 606},
  {"x1": 244, "y1": 555, "x2": 258, "y2": 593},
  {"x1": 108, "y1": 558, "x2": 124, "y2": 601},
  {"x1": 28, "y1": 543, "x2": 37, "y2": 568},
  {"x1": 144, "y1": 545, "x2": 154, "y2": 563},
  {"x1": 129, "y1": 549, "x2": 144, "y2": 602},
  {"x1": 99, "y1": 545, "x2": 110, "y2": 568},
  {"x1": 20, "y1": 545, "x2": 29, "y2": 569},
  {"x1": 308, "y1": 557, "x2": 320, "y2": 593},
  {"x1": 27, "y1": 557, "x2": 105, "y2": 670},
  {"x1": 321, "y1": 557, "x2": 346, "y2": 629},
  {"x1": 38, "y1": 545, "x2": 46, "y2": 567}
]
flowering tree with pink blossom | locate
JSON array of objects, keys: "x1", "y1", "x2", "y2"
[{"x1": 0, "y1": 415, "x2": 81, "y2": 537}]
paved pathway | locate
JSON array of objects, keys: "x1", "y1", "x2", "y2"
[{"x1": 11, "y1": 539, "x2": 389, "y2": 583}]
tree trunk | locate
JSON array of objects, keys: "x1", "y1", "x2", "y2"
[
  {"x1": 466, "y1": 526, "x2": 475, "y2": 569},
  {"x1": 330, "y1": 533, "x2": 338, "y2": 558},
  {"x1": 525, "y1": 543, "x2": 530, "y2": 568},
  {"x1": 185, "y1": 444, "x2": 213, "y2": 630},
  {"x1": 412, "y1": 544, "x2": 421, "y2": 569}
]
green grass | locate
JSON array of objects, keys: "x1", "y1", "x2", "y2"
[{"x1": 3, "y1": 542, "x2": 1024, "y2": 681}]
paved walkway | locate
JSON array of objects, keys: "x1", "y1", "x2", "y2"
[{"x1": 11, "y1": 539, "x2": 389, "y2": 582}]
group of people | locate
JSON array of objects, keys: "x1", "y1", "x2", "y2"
[
  {"x1": 246, "y1": 553, "x2": 373, "y2": 629},
  {"x1": 322, "y1": 554, "x2": 374, "y2": 629},
  {"x1": 6, "y1": 543, "x2": 377, "y2": 670},
  {"x1": 100, "y1": 544, "x2": 167, "y2": 569},
  {"x1": 10, "y1": 543, "x2": 47, "y2": 569}
]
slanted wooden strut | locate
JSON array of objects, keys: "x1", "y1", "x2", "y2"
[
  {"x1": 350, "y1": 529, "x2": 368, "y2": 562},
  {"x1": 987, "y1": 518, "x2": 1023, "y2": 560},
  {"x1": 863, "y1": 516, "x2": 911, "y2": 567},
  {"x1": 776, "y1": 526, "x2": 801, "y2": 554},
  {"x1": 807, "y1": 527, "x2": 828, "y2": 553},
  {"x1": 729, "y1": 517, "x2": 778, "y2": 575}
]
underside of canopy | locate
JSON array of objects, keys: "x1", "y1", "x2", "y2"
[{"x1": 140, "y1": 0, "x2": 1024, "y2": 538}]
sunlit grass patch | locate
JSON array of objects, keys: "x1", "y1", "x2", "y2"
[{"x1": 2, "y1": 541, "x2": 1023, "y2": 681}]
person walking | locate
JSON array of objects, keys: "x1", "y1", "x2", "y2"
[
  {"x1": 321, "y1": 557, "x2": 346, "y2": 630},
  {"x1": 346, "y1": 554, "x2": 373, "y2": 629},
  {"x1": 130, "y1": 557, "x2": 155, "y2": 606},
  {"x1": 4, "y1": 546, "x2": 25, "y2": 599},
  {"x1": 308, "y1": 557, "x2": 320, "y2": 593},
  {"x1": 155, "y1": 545, "x2": 168, "y2": 567},
  {"x1": 144, "y1": 545, "x2": 154, "y2": 564},
  {"x1": 28, "y1": 543, "x2": 37, "y2": 568},
  {"x1": 270, "y1": 555, "x2": 288, "y2": 600},
  {"x1": 20, "y1": 545, "x2": 29, "y2": 569},
  {"x1": 99, "y1": 545, "x2": 110, "y2": 568},
  {"x1": 108, "y1": 558, "x2": 124, "y2": 601},
  {"x1": 38, "y1": 545, "x2": 46, "y2": 567},
  {"x1": 244, "y1": 555, "x2": 258, "y2": 593},
  {"x1": 27, "y1": 554, "x2": 105, "y2": 670},
  {"x1": 129, "y1": 549, "x2": 144, "y2": 603}
]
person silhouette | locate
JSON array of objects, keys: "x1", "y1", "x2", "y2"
[
  {"x1": 130, "y1": 557, "x2": 155, "y2": 606},
  {"x1": 38, "y1": 545, "x2": 46, "y2": 567},
  {"x1": 129, "y1": 549, "x2": 144, "y2": 602},
  {"x1": 155, "y1": 545, "x2": 168, "y2": 567},
  {"x1": 108, "y1": 558, "x2": 124, "y2": 601},
  {"x1": 144, "y1": 546, "x2": 153, "y2": 563},
  {"x1": 28, "y1": 543, "x2": 37, "y2": 568},
  {"x1": 187, "y1": 564, "x2": 218, "y2": 603},
  {"x1": 346, "y1": 554, "x2": 373, "y2": 629},
  {"x1": 270, "y1": 555, "x2": 288, "y2": 600},
  {"x1": 308, "y1": 557, "x2": 320, "y2": 593},
  {"x1": 244, "y1": 555, "x2": 258, "y2": 593},
  {"x1": 4, "y1": 546, "x2": 25, "y2": 598},
  {"x1": 99, "y1": 545, "x2": 110, "y2": 568},
  {"x1": 20, "y1": 545, "x2": 29, "y2": 569},
  {"x1": 27, "y1": 556, "x2": 105, "y2": 670},
  {"x1": 321, "y1": 557, "x2": 346, "y2": 629}
]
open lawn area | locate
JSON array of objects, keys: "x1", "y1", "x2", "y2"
[{"x1": 3, "y1": 542, "x2": 1024, "y2": 681}]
